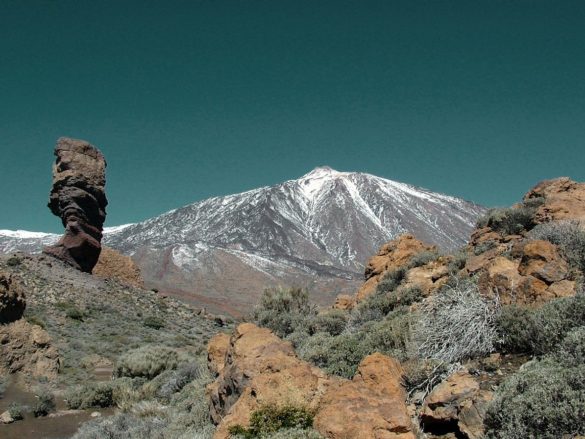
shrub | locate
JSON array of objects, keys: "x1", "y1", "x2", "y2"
[
  {"x1": 352, "y1": 284, "x2": 422, "y2": 327},
  {"x1": 6, "y1": 255, "x2": 22, "y2": 266},
  {"x1": 407, "y1": 251, "x2": 440, "y2": 269},
  {"x1": 495, "y1": 305, "x2": 536, "y2": 354},
  {"x1": 529, "y1": 220, "x2": 585, "y2": 273},
  {"x1": 144, "y1": 316, "x2": 165, "y2": 330},
  {"x1": 307, "y1": 310, "x2": 347, "y2": 336},
  {"x1": 156, "y1": 362, "x2": 206, "y2": 401},
  {"x1": 65, "y1": 382, "x2": 114, "y2": 409},
  {"x1": 33, "y1": 388, "x2": 56, "y2": 417},
  {"x1": 485, "y1": 329, "x2": 585, "y2": 439},
  {"x1": 56, "y1": 301, "x2": 86, "y2": 321},
  {"x1": 0, "y1": 376, "x2": 6, "y2": 399},
  {"x1": 253, "y1": 288, "x2": 316, "y2": 338},
  {"x1": 375, "y1": 268, "x2": 407, "y2": 294},
  {"x1": 8, "y1": 402, "x2": 25, "y2": 420},
  {"x1": 401, "y1": 359, "x2": 455, "y2": 400},
  {"x1": 115, "y1": 345, "x2": 180, "y2": 379},
  {"x1": 71, "y1": 413, "x2": 168, "y2": 439},
  {"x1": 414, "y1": 280, "x2": 499, "y2": 363},
  {"x1": 229, "y1": 404, "x2": 315, "y2": 438},
  {"x1": 476, "y1": 205, "x2": 537, "y2": 235},
  {"x1": 447, "y1": 252, "x2": 467, "y2": 274}
]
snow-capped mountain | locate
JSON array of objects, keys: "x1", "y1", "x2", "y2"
[{"x1": 0, "y1": 167, "x2": 485, "y2": 314}]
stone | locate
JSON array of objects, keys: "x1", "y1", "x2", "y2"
[
  {"x1": 421, "y1": 370, "x2": 492, "y2": 439},
  {"x1": 332, "y1": 294, "x2": 355, "y2": 310},
  {"x1": 524, "y1": 177, "x2": 585, "y2": 223},
  {"x1": 0, "y1": 272, "x2": 26, "y2": 324},
  {"x1": 357, "y1": 234, "x2": 435, "y2": 302},
  {"x1": 207, "y1": 332, "x2": 230, "y2": 376},
  {"x1": 93, "y1": 246, "x2": 144, "y2": 287},
  {"x1": 518, "y1": 240, "x2": 569, "y2": 284},
  {"x1": 314, "y1": 353, "x2": 416, "y2": 439},
  {"x1": 43, "y1": 137, "x2": 107, "y2": 273},
  {"x1": 402, "y1": 258, "x2": 450, "y2": 295},
  {"x1": 0, "y1": 319, "x2": 60, "y2": 381},
  {"x1": 0, "y1": 410, "x2": 14, "y2": 424}
]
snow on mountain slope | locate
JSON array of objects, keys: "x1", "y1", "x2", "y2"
[{"x1": 0, "y1": 168, "x2": 485, "y2": 314}]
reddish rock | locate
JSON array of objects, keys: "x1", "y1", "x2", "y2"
[
  {"x1": 93, "y1": 247, "x2": 143, "y2": 287},
  {"x1": 518, "y1": 240, "x2": 569, "y2": 284},
  {"x1": 0, "y1": 272, "x2": 26, "y2": 324},
  {"x1": 207, "y1": 332, "x2": 230, "y2": 376},
  {"x1": 314, "y1": 353, "x2": 416, "y2": 439},
  {"x1": 403, "y1": 258, "x2": 450, "y2": 295},
  {"x1": 524, "y1": 177, "x2": 585, "y2": 223},
  {"x1": 357, "y1": 235, "x2": 435, "y2": 302},
  {"x1": 421, "y1": 369, "x2": 492, "y2": 439},
  {"x1": 43, "y1": 138, "x2": 107, "y2": 273},
  {"x1": 333, "y1": 294, "x2": 355, "y2": 310}
]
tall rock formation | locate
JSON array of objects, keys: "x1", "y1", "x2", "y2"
[{"x1": 43, "y1": 137, "x2": 107, "y2": 273}]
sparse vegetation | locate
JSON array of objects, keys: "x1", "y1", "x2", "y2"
[
  {"x1": 143, "y1": 315, "x2": 165, "y2": 330},
  {"x1": 65, "y1": 382, "x2": 115, "y2": 409},
  {"x1": 8, "y1": 402, "x2": 25, "y2": 420},
  {"x1": 476, "y1": 202, "x2": 539, "y2": 235}
]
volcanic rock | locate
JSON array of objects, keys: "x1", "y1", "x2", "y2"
[
  {"x1": 0, "y1": 271, "x2": 26, "y2": 324},
  {"x1": 208, "y1": 324, "x2": 415, "y2": 439},
  {"x1": 43, "y1": 137, "x2": 107, "y2": 273},
  {"x1": 524, "y1": 177, "x2": 585, "y2": 222},
  {"x1": 421, "y1": 369, "x2": 492, "y2": 439},
  {"x1": 93, "y1": 246, "x2": 143, "y2": 287},
  {"x1": 356, "y1": 234, "x2": 436, "y2": 302}
]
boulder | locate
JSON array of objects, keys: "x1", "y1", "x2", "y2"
[
  {"x1": 332, "y1": 294, "x2": 355, "y2": 310},
  {"x1": 421, "y1": 369, "x2": 492, "y2": 439},
  {"x1": 43, "y1": 137, "x2": 107, "y2": 273},
  {"x1": 518, "y1": 240, "x2": 569, "y2": 284},
  {"x1": 402, "y1": 258, "x2": 450, "y2": 295},
  {"x1": 93, "y1": 246, "x2": 144, "y2": 287},
  {"x1": 314, "y1": 353, "x2": 416, "y2": 439},
  {"x1": 207, "y1": 332, "x2": 230, "y2": 376},
  {"x1": 357, "y1": 235, "x2": 435, "y2": 302},
  {"x1": 0, "y1": 410, "x2": 14, "y2": 424},
  {"x1": 524, "y1": 177, "x2": 585, "y2": 223},
  {"x1": 0, "y1": 272, "x2": 26, "y2": 324},
  {"x1": 0, "y1": 319, "x2": 59, "y2": 381}
]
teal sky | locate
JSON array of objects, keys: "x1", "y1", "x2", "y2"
[{"x1": 1, "y1": 0, "x2": 584, "y2": 233}]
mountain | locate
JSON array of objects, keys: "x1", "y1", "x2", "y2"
[{"x1": 0, "y1": 167, "x2": 485, "y2": 314}]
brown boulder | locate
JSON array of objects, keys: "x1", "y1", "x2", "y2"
[
  {"x1": 43, "y1": 137, "x2": 107, "y2": 273},
  {"x1": 333, "y1": 294, "x2": 355, "y2": 310},
  {"x1": 524, "y1": 177, "x2": 585, "y2": 223},
  {"x1": 0, "y1": 272, "x2": 26, "y2": 324},
  {"x1": 403, "y1": 258, "x2": 450, "y2": 295},
  {"x1": 421, "y1": 369, "x2": 492, "y2": 439},
  {"x1": 314, "y1": 353, "x2": 415, "y2": 439},
  {"x1": 0, "y1": 319, "x2": 60, "y2": 381},
  {"x1": 518, "y1": 240, "x2": 569, "y2": 284},
  {"x1": 208, "y1": 323, "x2": 335, "y2": 438},
  {"x1": 207, "y1": 332, "x2": 230, "y2": 376},
  {"x1": 93, "y1": 247, "x2": 144, "y2": 287},
  {"x1": 357, "y1": 235, "x2": 435, "y2": 302}
]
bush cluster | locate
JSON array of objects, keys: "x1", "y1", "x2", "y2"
[
  {"x1": 33, "y1": 388, "x2": 56, "y2": 417},
  {"x1": 253, "y1": 288, "x2": 316, "y2": 338},
  {"x1": 66, "y1": 382, "x2": 115, "y2": 409},
  {"x1": 485, "y1": 327, "x2": 585, "y2": 439},
  {"x1": 476, "y1": 202, "x2": 540, "y2": 235},
  {"x1": 496, "y1": 295, "x2": 585, "y2": 355}
]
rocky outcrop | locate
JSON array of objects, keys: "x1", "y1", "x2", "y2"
[
  {"x1": 0, "y1": 319, "x2": 59, "y2": 381},
  {"x1": 421, "y1": 369, "x2": 493, "y2": 439},
  {"x1": 314, "y1": 353, "x2": 415, "y2": 439},
  {"x1": 0, "y1": 271, "x2": 25, "y2": 324},
  {"x1": 93, "y1": 246, "x2": 144, "y2": 287},
  {"x1": 356, "y1": 234, "x2": 436, "y2": 303},
  {"x1": 208, "y1": 323, "x2": 415, "y2": 439},
  {"x1": 207, "y1": 332, "x2": 230, "y2": 376},
  {"x1": 43, "y1": 137, "x2": 107, "y2": 273},
  {"x1": 524, "y1": 177, "x2": 585, "y2": 223}
]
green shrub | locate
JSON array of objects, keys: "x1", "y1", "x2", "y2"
[
  {"x1": 56, "y1": 301, "x2": 86, "y2": 321},
  {"x1": 529, "y1": 220, "x2": 585, "y2": 273},
  {"x1": 495, "y1": 305, "x2": 536, "y2": 354},
  {"x1": 485, "y1": 328, "x2": 585, "y2": 439},
  {"x1": 0, "y1": 376, "x2": 6, "y2": 399},
  {"x1": 6, "y1": 255, "x2": 22, "y2": 266},
  {"x1": 65, "y1": 382, "x2": 114, "y2": 409},
  {"x1": 115, "y1": 345, "x2": 179, "y2": 379},
  {"x1": 414, "y1": 279, "x2": 499, "y2": 363},
  {"x1": 407, "y1": 251, "x2": 440, "y2": 269},
  {"x1": 307, "y1": 310, "x2": 347, "y2": 336},
  {"x1": 25, "y1": 314, "x2": 46, "y2": 328},
  {"x1": 8, "y1": 402, "x2": 25, "y2": 420},
  {"x1": 71, "y1": 413, "x2": 168, "y2": 439},
  {"x1": 447, "y1": 252, "x2": 467, "y2": 274},
  {"x1": 229, "y1": 404, "x2": 315, "y2": 438},
  {"x1": 375, "y1": 268, "x2": 407, "y2": 294},
  {"x1": 253, "y1": 288, "x2": 316, "y2": 338},
  {"x1": 143, "y1": 316, "x2": 165, "y2": 330},
  {"x1": 476, "y1": 205, "x2": 538, "y2": 235},
  {"x1": 33, "y1": 388, "x2": 56, "y2": 417}
]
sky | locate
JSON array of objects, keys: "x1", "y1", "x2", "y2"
[{"x1": 1, "y1": 0, "x2": 584, "y2": 233}]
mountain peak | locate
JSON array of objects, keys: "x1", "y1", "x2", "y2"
[{"x1": 300, "y1": 166, "x2": 340, "y2": 180}]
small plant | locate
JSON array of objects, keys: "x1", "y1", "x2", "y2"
[
  {"x1": 375, "y1": 268, "x2": 407, "y2": 294},
  {"x1": 476, "y1": 204, "x2": 538, "y2": 235},
  {"x1": 229, "y1": 404, "x2": 315, "y2": 438},
  {"x1": 6, "y1": 255, "x2": 22, "y2": 266},
  {"x1": 407, "y1": 250, "x2": 440, "y2": 269},
  {"x1": 307, "y1": 310, "x2": 347, "y2": 336},
  {"x1": 25, "y1": 314, "x2": 46, "y2": 328},
  {"x1": 143, "y1": 316, "x2": 165, "y2": 330},
  {"x1": 33, "y1": 388, "x2": 56, "y2": 417},
  {"x1": 56, "y1": 300, "x2": 86, "y2": 321}
]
